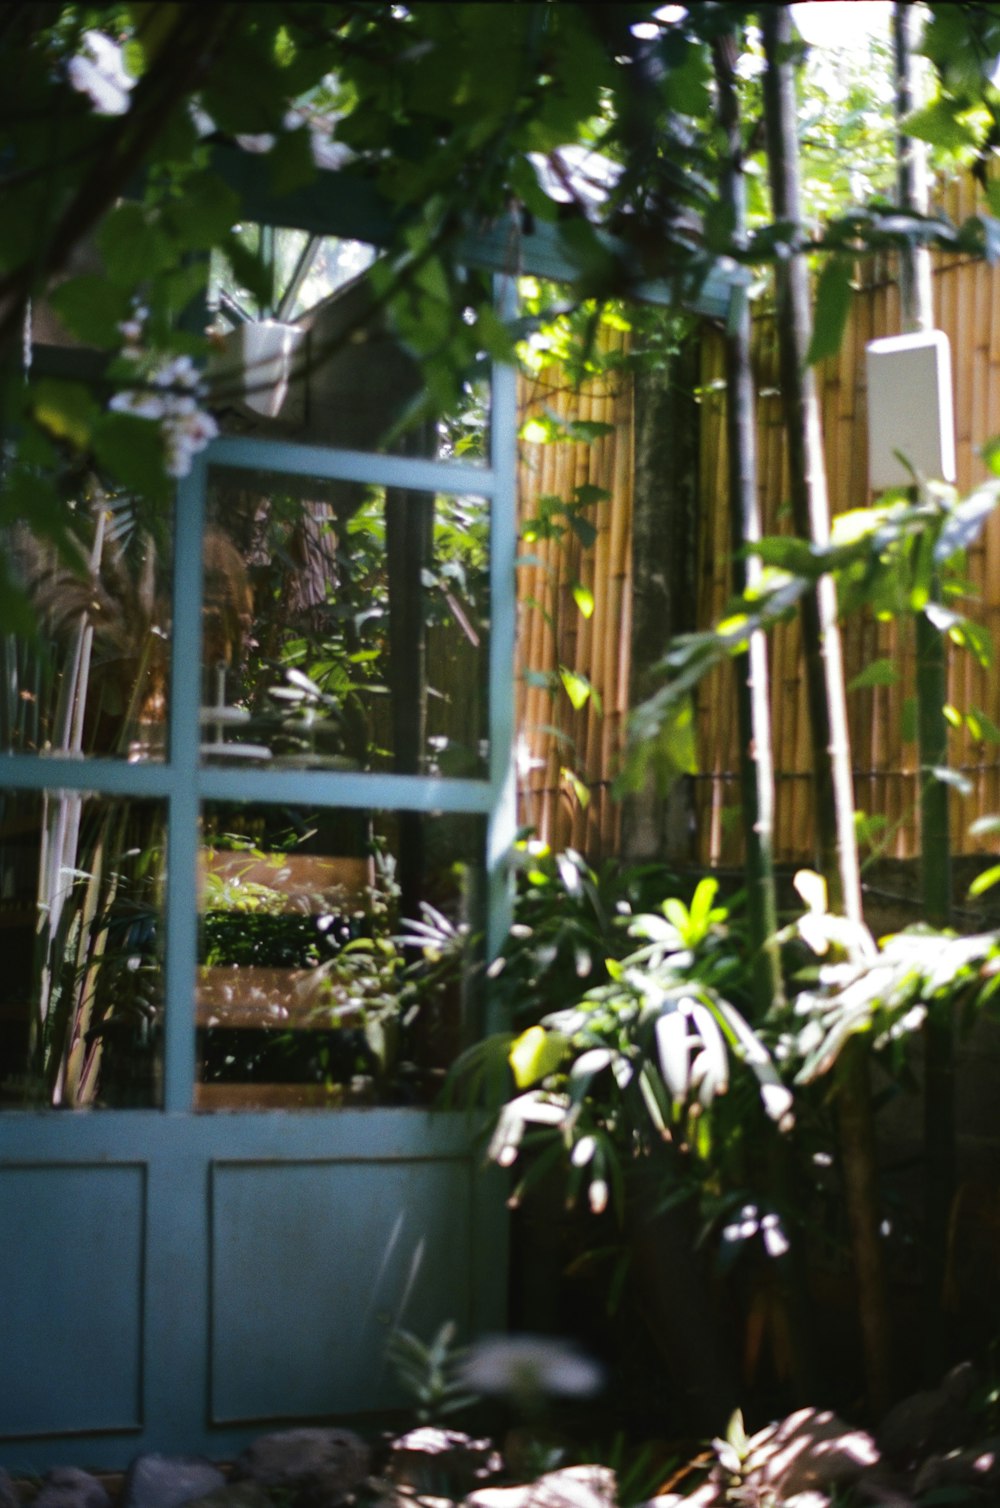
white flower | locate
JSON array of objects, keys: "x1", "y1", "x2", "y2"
[
  {"x1": 109, "y1": 390, "x2": 166, "y2": 420},
  {"x1": 109, "y1": 345, "x2": 218, "y2": 479},
  {"x1": 461, "y1": 1335, "x2": 604, "y2": 1401},
  {"x1": 67, "y1": 30, "x2": 134, "y2": 116},
  {"x1": 235, "y1": 133, "x2": 276, "y2": 154},
  {"x1": 163, "y1": 406, "x2": 218, "y2": 476},
  {"x1": 189, "y1": 104, "x2": 216, "y2": 138},
  {"x1": 310, "y1": 128, "x2": 353, "y2": 171}
]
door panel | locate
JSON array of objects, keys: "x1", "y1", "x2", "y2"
[
  {"x1": 0, "y1": 1112, "x2": 502, "y2": 1469},
  {"x1": 0, "y1": 1163, "x2": 145, "y2": 1437},
  {"x1": 209, "y1": 1156, "x2": 472, "y2": 1421}
]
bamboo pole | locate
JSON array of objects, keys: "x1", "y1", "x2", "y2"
[
  {"x1": 893, "y1": 0, "x2": 954, "y2": 1381},
  {"x1": 763, "y1": 3, "x2": 890, "y2": 1416},
  {"x1": 715, "y1": 28, "x2": 784, "y2": 1012}
]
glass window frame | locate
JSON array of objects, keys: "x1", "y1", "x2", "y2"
[{"x1": 1, "y1": 275, "x2": 517, "y2": 1114}]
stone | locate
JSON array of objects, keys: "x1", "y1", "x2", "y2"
[
  {"x1": 914, "y1": 1435, "x2": 1000, "y2": 1496},
  {"x1": 0, "y1": 1469, "x2": 19, "y2": 1508},
  {"x1": 748, "y1": 1408, "x2": 879, "y2": 1500},
  {"x1": 856, "y1": 1478, "x2": 918, "y2": 1508},
  {"x1": 876, "y1": 1362, "x2": 979, "y2": 1467},
  {"x1": 122, "y1": 1454, "x2": 227, "y2": 1508},
  {"x1": 465, "y1": 1465, "x2": 616, "y2": 1508},
  {"x1": 234, "y1": 1429, "x2": 369, "y2": 1498},
  {"x1": 942, "y1": 1360, "x2": 978, "y2": 1405},
  {"x1": 635, "y1": 1486, "x2": 721, "y2": 1508},
  {"x1": 388, "y1": 1428, "x2": 500, "y2": 1496},
  {"x1": 877, "y1": 1386, "x2": 964, "y2": 1465},
  {"x1": 182, "y1": 1487, "x2": 273, "y2": 1508},
  {"x1": 34, "y1": 1469, "x2": 112, "y2": 1508}
]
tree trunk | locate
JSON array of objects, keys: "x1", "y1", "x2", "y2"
[
  {"x1": 761, "y1": 3, "x2": 891, "y2": 1418},
  {"x1": 621, "y1": 334, "x2": 700, "y2": 866}
]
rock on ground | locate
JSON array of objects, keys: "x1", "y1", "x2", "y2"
[
  {"x1": 465, "y1": 1464, "x2": 616, "y2": 1508},
  {"x1": 388, "y1": 1428, "x2": 500, "y2": 1496},
  {"x1": 914, "y1": 1435, "x2": 1000, "y2": 1496},
  {"x1": 750, "y1": 1407, "x2": 880, "y2": 1499},
  {"x1": 33, "y1": 1469, "x2": 112, "y2": 1508},
  {"x1": 876, "y1": 1362, "x2": 977, "y2": 1466},
  {"x1": 233, "y1": 1428, "x2": 369, "y2": 1500},
  {"x1": 122, "y1": 1457, "x2": 227, "y2": 1508},
  {"x1": 181, "y1": 1486, "x2": 273, "y2": 1508}
]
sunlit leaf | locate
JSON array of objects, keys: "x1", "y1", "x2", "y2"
[
  {"x1": 969, "y1": 864, "x2": 1000, "y2": 899},
  {"x1": 572, "y1": 583, "x2": 595, "y2": 619},
  {"x1": 559, "y1": 668, "x2": 592, "y2": 710},
  {"x1": 508, "y1": 1026, "x2": 570, "y2": 1088},
  {"x1": 848, "y1": 658, "x2": 898, "y2": 691}
]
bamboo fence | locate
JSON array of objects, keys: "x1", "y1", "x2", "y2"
[
  {"x1": 513, "y1": 175, "x2": 1000, "y2": 871},
  {"x1": 695, "y1": 173, "x2": 1000, "y2": 867},
  {"x1": 515, "y1": 326, "x2": 633, "y2": 855}
]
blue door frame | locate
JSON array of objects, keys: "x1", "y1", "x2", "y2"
[{"x1": 0, "y1": 256, "x2": 517, "y2": 1465}]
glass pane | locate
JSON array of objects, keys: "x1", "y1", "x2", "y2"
[
  {"x1": 0, "y1": 790, "x2": 165, "y2": 1109},
  {"x1": 196, "y1": 803, "x2": 485, "y2": 1110},
  {"x1": 2, "y1": 494, "x2": 172, "y2": 760},
  {"x1": 201, "y1": 468, "x2": 489, "y2": 775},
  {"x1": 209, "y1": 230, "x2": 490, "y2": 465}
]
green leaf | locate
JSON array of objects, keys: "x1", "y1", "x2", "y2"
[
  {"x1": 807, "y1": 255, "x2": 854, "y2": 366},
  {"x1": 969, "y1": 864, "x2": 1000, "y2": 899},
  {"x1": 220, "y1": 231, "x2": 273, "y2": 307},
  {"x1": 476, "y1": 303, "x2": 516, "y2": 363},
  {"x1": 560, "y1": 668, "x2": 592, "y2": 710},
  {"x1": 855, "y1": 811, "x2": 889, "y2": 849},
  {"x1": 572, "y1": 583, "x2": 595, "y2": 619},
  {"x1": 165, "y1": 171, "x2": 240, "y2": 251},
  {"x1": 567, "y1": 418, "x2": 615, "y2": 442},
  {"x1": 970, "y1": 709, "x2": 1000, "y2": 744},
  {"x1": 93, "y1": 412, "x2": 170, "y2": 500},
  {"x1": 509, "y1": 1026, "x2": 570, "y2": 1088},
  {"x1": 848, "y1": 658, "x2": 898, "y2": 691},
  {"x1": 574, "y1": 484, "x2": 610, "y2": 507},
  {"x1": 754, "y1": 535, "x2": 819, "y2": 573},
  {"x1": 569, "y1": 514, "x2": 599, "y2": 549},
  {"x1": 98, "y1": 202, "x2": 174, "y2": 287},
  {"x1": 901, "y1": 696, "x2": 918, "y2": 744},
  {"x1": 663, "y1": 38, "x2": 712, "y2": 118},
  {"x1": 688, "y1": 877, "x2": 721, "y2": 938},
  {"x1": 267, "y1": 128, "x2": 319, "y2": 195},
  {"x1": 32, "y1": 379, "x2": 98, "y2": 449},
  {"x1": 0, "y1": 558, "x2": 36, "y2": 635},
  {"x1": 903, "y1": 98, "x2": 983, "y2": 153},
  {"x1": 618, "y1": 692, "x2": 699, "y2": 798},
  {"x1": 47, "y1": 276, "x2": 129, "y2": 349},
  {"x1": 0, "y1": 468, "x2": 67, "y2": 536},
  {"x1": 509, "y1": 155, "x2": 560, "y2": 223}
]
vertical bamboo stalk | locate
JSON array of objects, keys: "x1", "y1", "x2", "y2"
[
  {"x1": 763, "y1": 3, "x2": 889, "y2": 1415},
  {"x1": 893, "y1": 0, "x2": 954, "y2": 1379},
  {"x1": 715, "y1": 28, "x2": 783, "y2": 1012}
]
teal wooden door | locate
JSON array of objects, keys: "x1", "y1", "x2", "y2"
[{"x1": 0, "y1": 269, "x2": 516, "y2": 1468}]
